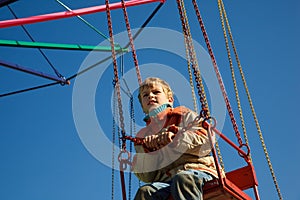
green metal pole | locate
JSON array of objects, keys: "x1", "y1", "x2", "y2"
[{"x1": 0, "y1": 39, "x2": 128, "y2": 52}]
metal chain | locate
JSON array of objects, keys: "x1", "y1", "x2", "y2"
[
  {"x1": 179, "y1": 0, "x2": 224, "y2": 169},
  {"x1": 128, "y1": 95, "x2": 137, "y2": 200},
  {"x1": 120, "y1": 0, "x2": 142, "y2": 85},
  {"x1": 111, "y1": 88, "x2": 117, "y2": 200},
  {"x1": 176, "y1": 0, "x2": 209, "y2": 118},
  {"x1": 191, "y1": 0, "x2": 245, "y2": 148},
  {"x1": 216, "y1": 0, "x2": 251, "y2": 160},
  {"x1": 105, "y1": 1, "x2": 127, "y2": 200},
  {"x1": 218, "y1": 0, "x2": 283, "y2": 199},
  {"x1": 179, "y1": 0, "x2": 198, "y2": 113},
  {"x1": 105, "y1": 0, "x2": 126, "y2": 148}
]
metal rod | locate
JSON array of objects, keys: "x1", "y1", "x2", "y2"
[
  {"x1": 0, "y1": 39, "x2": 128, "y2": 52},
  {"x1": 211, "y1": 125, "x2": 249, "y2": 159},
  {"x1": 0, "y1": 0, "x2": 17, "y2": 8},
  {"x1": 207, "y1": 125, "x2": 225, "y2": 186},
  {"x1": 0, "y1": 60, "x2": 70, "y2": 84},
  {"x1": 0, "y1": 0, "x2": 165, "y2": 28},
  {"x1": 253, "y1": 185, "x2": 261, "y2": 200},
  {"x1": 55, "y1": 0, "x2": 110, "y2": 41}
]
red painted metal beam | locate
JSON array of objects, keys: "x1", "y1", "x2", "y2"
[
  {"x1": 0, "y1": 0, "x2": 165, "y2": 28},
  {"x1": 211, "y1": 126, "x2": 249, "y2": 159}
]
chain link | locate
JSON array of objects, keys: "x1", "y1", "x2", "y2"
[
  {"x1": 218, "y1": 0, "x2": 283, "y2": 198},
  {"x1": 105, "y1": 2, "x2": 128, "y2": 200},
  {"x1": 105, "y1": 0, "x2": 126, "y2": 150},
  {"x1": 192, "y1": 0, "x2": 245, "y2": 148},
  {"x1": 176, "y1": 0, "x2": 209, "y2": 117},
  {"x1": 120, "y1": 0, "x2": 142, "y2": 85},
  {"x1": 217, "y1": 0, "x2": 251, "y2": 156},
  {"x1": 178, "y1": 0, "x2": 227, "y2": 169}
]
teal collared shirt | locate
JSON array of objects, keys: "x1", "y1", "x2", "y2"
[{"x1": 143, "y1": 103, "x2": 172, "y2": 122}]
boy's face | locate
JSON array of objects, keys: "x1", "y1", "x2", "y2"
[{"x1": 140, "y1": 83, "x2": 173, "y2": 114}]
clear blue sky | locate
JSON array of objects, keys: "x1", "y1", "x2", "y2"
[{"x1": 0, "y1": 0, "x2": 299, "y2": 200}]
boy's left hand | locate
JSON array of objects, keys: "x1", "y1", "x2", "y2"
[
  {"x1": 143, "y1": 131, "x2": 175, "y2": 151},
  {"x1": 157, "y1": 131, "x2": 175, "y2": 147}
]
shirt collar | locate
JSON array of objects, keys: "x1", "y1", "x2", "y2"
[{"x1": 143, "y1": 103, "x2": 172, "y2": 122}]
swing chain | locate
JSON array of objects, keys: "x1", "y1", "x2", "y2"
[
  {"x1": 120, "y1": 0, "x2": 142, "y2": 85},
  {"x1": 192, "y1": 0, "x2": 249, "y2": 152},
  {"x1": 176, "y1": 0, "x2": 209, "y2": 118}
]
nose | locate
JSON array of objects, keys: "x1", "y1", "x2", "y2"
[{"x1": 148, "y1": 92, "x2": 155, "y2": 98}]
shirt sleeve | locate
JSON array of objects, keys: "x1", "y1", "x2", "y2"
[
  {"x1": 171, "y1": 111, "x2": 214, "y2": 157},
  {"x1": 131, "y1": 144, "x2": 162, "y2": 183}
]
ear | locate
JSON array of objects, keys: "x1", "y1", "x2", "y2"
[{"x1": 168, "y1": 96, "x2": 174, "y2": 103}]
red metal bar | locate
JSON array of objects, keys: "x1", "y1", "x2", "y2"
[
  {"x1": 0, "y1": 0, "x2": 165, "y2": 28},
  {"x1": 206, "y1": 123, "x2": 259, "y2": 199},
  {"x1": 207, "y1": 125, "x2": 225, "y2": 185},
  {"x1": 253, "y1": 185, "x2": 261, "y2": 200},
  {"x1": 119, "y1": 170, "x2": 127, "y2": 200},
  {"x1": 0, "y1": 60, "x2": 69, "y2": 84},
  {"x1": 202, "y1": 121, "x2": 249, "y2": 159},
  {"x1": 208, "y1": 125, "x2": 249, "y2": 159}
]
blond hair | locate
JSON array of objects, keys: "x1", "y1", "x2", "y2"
[{"x1": 138, "y1": 77, "x2": 173, "y2": 104}]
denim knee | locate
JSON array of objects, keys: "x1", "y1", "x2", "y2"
[
  {"x1": 134, "y1": 185, "x2": 155, "y2": 200},
  {"x1": 170, "y1": 170, "x2": 212, "y2": 200},
  {"x1": 174, "y1": 171, "x2": 202, "y2": 188},
  {"x1": 134, "y1": 183, "x2": 170, "y2": 200}
]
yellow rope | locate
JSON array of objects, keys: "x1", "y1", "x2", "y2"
[
  {"x1": 218, "y1": 0, "x2": 283, "y2": 199},
  {"x1": 217, "y1": 0, "x2": 251, "y2": 161},
  {"x1": 180, "y1": 0, "x2": 198, "y2": 113},
  {"x1": 179, "y1": 0, "x2": 207, "y2": 110}
]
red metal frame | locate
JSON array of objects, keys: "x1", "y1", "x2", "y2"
[
  {"x1": 0, "y1": 0, "x2": 165, "y2": 28},
  {"x1": 203, "y1": 121, "x2": 260, "y2": 200},
  {"x1": 167, "y1": 121, "x2": 260, "y2": 200}
]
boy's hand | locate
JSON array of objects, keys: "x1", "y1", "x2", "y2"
[{"x1": 143, "y1": 131, "x2": 175, "y2": 151}]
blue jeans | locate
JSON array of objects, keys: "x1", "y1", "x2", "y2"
[{"x1": 134, "y1": 169, "x2": 213, "y2": 200}]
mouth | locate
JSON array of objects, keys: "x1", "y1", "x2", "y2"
[{"x1": 148, "y1": 100, "x2": 157, "y2": 105}]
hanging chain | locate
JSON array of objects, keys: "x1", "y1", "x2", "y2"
[
  {"x1": 180, "y1": 0, "x2": 198, "y2": 113},
  {"x1": 192, "y1": 0, "x2": 246, "y2": 150},
  {"x1": 122, "y1": 78, "x2": 135, "y2": 200},
  {"x1": 105, "y1": 1, "x2": 128, "y2": 200},
  {"x1": 178, "y1": 0, "x2": 224, "y2": 169},
  {"x1": 216, "y1": 0, "x2": 251, "y2": 162},
  {"x1": 186, "y1": 53, "x2": 199, "y2": 114},
  {"x1": 111, "y1": 88, "x2": 117, "y2": 200},
  {"x1": 105, "y1": 0, "x2": 126, "y2": 149},
  {"x1": 121, "y1": 0, "x2": 142, "y2": 85},
  {"x1": 218, "y1": 0, "x2": 283, "y2": 199},
  {"x1": 128, "y1": 95, "x2": 137, "y2": 200},
  {"x1": 176, "y1": 0, "x2": 209, "y2": 118}
]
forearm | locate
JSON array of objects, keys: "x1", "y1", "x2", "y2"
[{"x1": 172, "y1": 128, "x2": 213, "y2": 157}]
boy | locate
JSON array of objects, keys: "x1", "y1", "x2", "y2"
[{"x1": 132, "y1": 77, "x2": 218, "y2": 200}]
